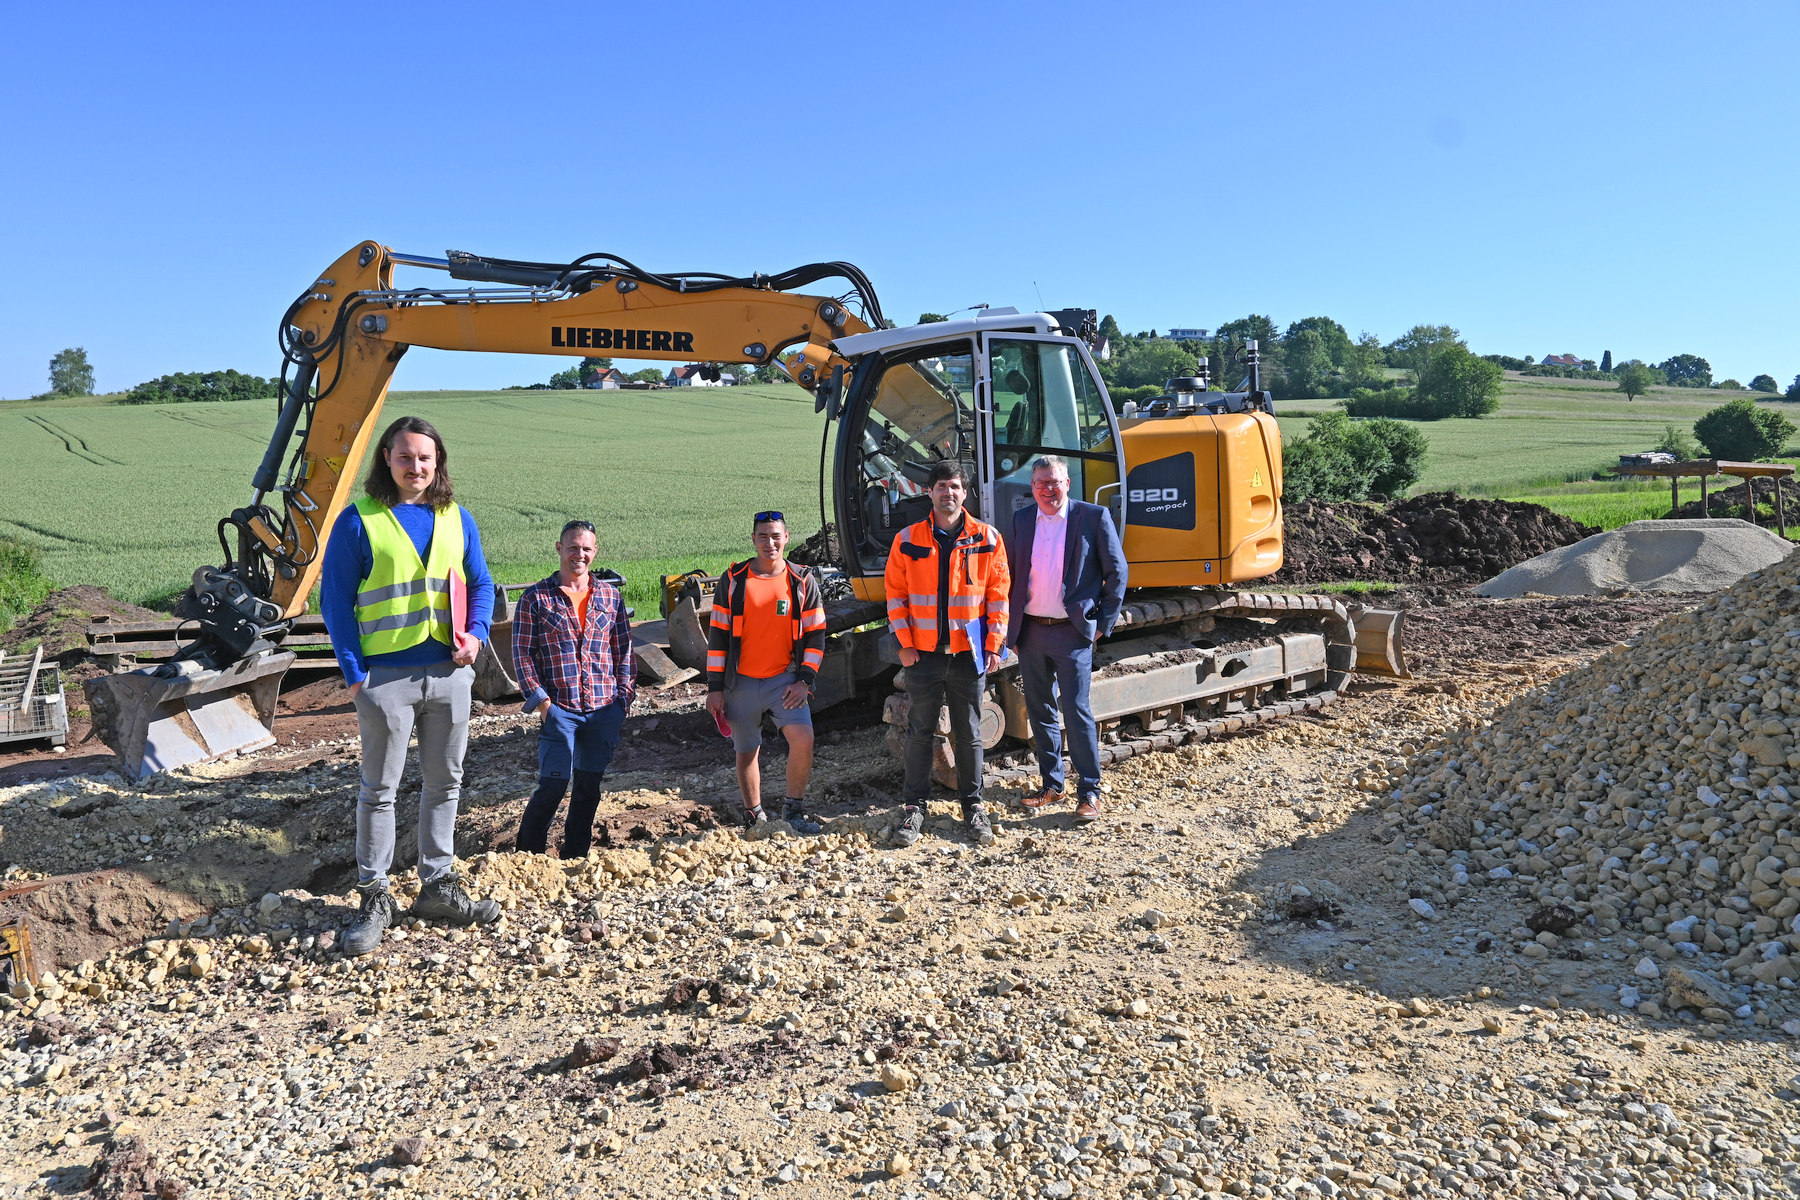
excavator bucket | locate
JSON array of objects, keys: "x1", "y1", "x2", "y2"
[
  {"x1": 83, "y1": 651, "x2": 294, "y2": 780},
  {"x1": 1346, "y1": 605, "x2": 1409, "y2": 678}
]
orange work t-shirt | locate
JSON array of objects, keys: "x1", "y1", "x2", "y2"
[
  {"x1": 735, "y1": 569, "x2": 795, "y2": 679},
  {"x1": 560, "y1": 584, "x2": 592, "y2": 638}
]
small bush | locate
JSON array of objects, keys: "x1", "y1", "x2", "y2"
[
  {"x1": 1693, "y1": 398, "x2": 1797, "y2": 462},
  {"x1": 1416, "y1": 347, "x2": 1502, "y2": 418},
  {"x1": 1653, "y1": 423, "x2": 1699, "y2": 460},
  {"x1": 1341, "y1": 386, "x2": 1446, "y2": 419},
  {"x1": 0, "y1": 538, "x2": 53, "y2": 633},
  {"x1": 1283, "y1": 411, "x2": 1430, "y2": 503},
  {"x1": 1108, "y1": 384, "x2": 1164, "y2": 406}
]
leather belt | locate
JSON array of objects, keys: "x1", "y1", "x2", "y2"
[{"x1": 1027, "y1": 615, "x2": 1071, "y2": 626}]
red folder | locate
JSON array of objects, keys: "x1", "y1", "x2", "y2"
[{"x1": 449, "y1": 566, "x2": 470, "y2": 635}]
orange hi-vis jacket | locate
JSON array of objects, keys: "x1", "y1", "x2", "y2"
[
  {"x1": 884, "y1": 514, "x2": 1010, "y2": 659},
  {"x1": 705, "y1": 559, "x2": 828, "y2": 690}
]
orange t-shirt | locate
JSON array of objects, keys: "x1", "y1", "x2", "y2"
[
  {"x1": 560, "y1": 584, "x2": 592, "y2": 638},
  {"x1": 735, "y1": 569, "x2": 795, "y2": 679}
]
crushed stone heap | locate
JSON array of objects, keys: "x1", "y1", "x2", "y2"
[
  {"x1": 1477, "y1": 518, "x2": 1794, "y2": 598},
  {"x1": 1383, "y1": 545, "x2": 1800, "y2": 1022},
  {"x1": 1272, "y1": 492, "x2": 1596, "y2": 586}
]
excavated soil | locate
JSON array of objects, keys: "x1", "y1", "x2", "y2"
[{"x1": 1272, "y1": 493, "x2": 1597, "y2": 586}]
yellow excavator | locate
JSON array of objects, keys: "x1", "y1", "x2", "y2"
[{"x1": 84, "y1": 242, "x2": 1405, "y2": 779}]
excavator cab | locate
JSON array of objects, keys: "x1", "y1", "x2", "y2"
[{"x1": 831, "y1": 310, "x2": 1127, "y2": 597}]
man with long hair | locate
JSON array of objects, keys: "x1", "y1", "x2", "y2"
[{"x1": 321, "y1": 415, "x2": 500, "y2": 957}]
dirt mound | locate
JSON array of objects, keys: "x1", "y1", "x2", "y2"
[
  {"x1": 0, "y1": 869, "x2": 206, "y2": 971},
  {"x1": 1272, "y1": 492, "x2": 1596, "y2": 585},
  {"x1": 1477, "y1": 519, "x2": 1793, "y2": 597},
  {"x1": 787, "y1": 523, "x2": 841, "y2": 567},
  {"x1": 1, "y1": 585, "x2": 159, "y2": 662},
  {"x1": 1671, "y1": 477, "x2": 1790, "y2": 524}
]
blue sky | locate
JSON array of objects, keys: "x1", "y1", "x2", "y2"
[{"x1": 2, "y1": 1, "x2": 1794, "y2": 398}]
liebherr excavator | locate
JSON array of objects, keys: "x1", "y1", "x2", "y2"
[{"x1": 84, "y1": 241, "x2": 1406, "y2": 779}]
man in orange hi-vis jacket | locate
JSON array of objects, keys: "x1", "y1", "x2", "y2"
[
  {"x1": 704, "y1": 512, "x2": 829, "y2": 834},
  {"x1": 884, "y1": 460, "x2": 1010, "y2": 849}
]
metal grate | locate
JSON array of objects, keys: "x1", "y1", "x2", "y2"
[{"x1": 0, "y1": 646, "x2": 68, "y2": 748}]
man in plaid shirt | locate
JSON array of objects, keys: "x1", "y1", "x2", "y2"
[{"x1": 511, "y1": 520, "x2": 635, "y2": 859}]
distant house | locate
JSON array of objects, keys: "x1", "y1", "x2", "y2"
[
  {"x1": 1166, "y1": 328, "x2": 1209, "y2": 342},
  {"x1": 667, "y1": 365, "x2": 735, "y2": 387},
  {"x1": 1541, "y1": 354, "x2": 1584, "y2": 368},
  {"x1": 584, "y1": 368, "x2": 629, "y2": 390}
]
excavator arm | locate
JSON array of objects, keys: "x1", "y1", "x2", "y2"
[{"x1": 87, "y1": 240, "x2": 877, "y2": 776}]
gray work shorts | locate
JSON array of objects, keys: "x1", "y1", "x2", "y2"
[{"x1": 724, "y1": 671, "x2": 812, "y2": 753}]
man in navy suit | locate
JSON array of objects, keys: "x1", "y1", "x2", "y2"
[{"x1": 1004, "y1": 454, "x2": 1128, "y2": 823}]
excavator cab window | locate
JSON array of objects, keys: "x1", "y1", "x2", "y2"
[
  {"x1": 836, "y1": 341, "x2": 978, "y2": 573},
  {"x1": 986, "y1": 337, "x2": 1119, "y2": 521}
]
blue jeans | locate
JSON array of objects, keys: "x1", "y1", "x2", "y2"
[
  {"x1": 1018, "y1": 619, "x2": 1101, "y2": 799},
  {"x1": 517, "y1": 699, "x2": 626, "y2": 858}
]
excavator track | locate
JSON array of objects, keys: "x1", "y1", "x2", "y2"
[{"x1": 881, "y1": 588, "x2": 1406, "y2": 787}]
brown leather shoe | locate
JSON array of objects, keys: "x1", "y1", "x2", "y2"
[
  {"x1": 1074, "y1": 799, "x2": 1101, "y2": 823},
  {"x1": 1020, "y1": 785, "x2": 1064, "y2": 810}
]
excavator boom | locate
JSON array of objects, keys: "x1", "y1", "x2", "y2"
[{"x1": 86, "y1": 242, "x2": 877, "y2": 777}]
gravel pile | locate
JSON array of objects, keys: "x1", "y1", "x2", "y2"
[
  {"x1": 1385, "y1": 550, "x2": 1800, "y2": 1025},
  {"x1": 1274, "y1": 493, "x2": 1596, "y2": 586},
  {"x1": 1477, "y1": 520, "x2": 1793, "y2": 598}
]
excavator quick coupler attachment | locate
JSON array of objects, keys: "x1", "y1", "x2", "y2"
[{"x1": 83, "y1": 650, "x2": 294, "y2": 780}]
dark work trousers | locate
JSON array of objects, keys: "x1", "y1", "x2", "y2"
[
  {"x1": 902, "y1": 650, "x2": 983, "y2": 807},
  {"x1": 517, "y1": 699, "x2": 626, "y2": 859},
  {"x1": 1018, "y1": 619, "x2": 1102, "y2": 800}
]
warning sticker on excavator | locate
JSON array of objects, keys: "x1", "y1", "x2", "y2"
[{"x1": 1252, "y1": 469, "x2": 1263, "y2": 487}]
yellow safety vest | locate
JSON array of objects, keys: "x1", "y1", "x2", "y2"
[{"x1": 352, "y1": 497, "x2": 464, "y2": 657}]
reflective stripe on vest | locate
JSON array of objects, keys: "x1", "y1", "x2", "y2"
[{"x1": 352, "y1": 497, "x2": 464, "y2": 657}]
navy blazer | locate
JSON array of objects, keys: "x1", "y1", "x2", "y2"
[{"x1": 1004, "y1": 499, "x2": 1128, "y2": 646}]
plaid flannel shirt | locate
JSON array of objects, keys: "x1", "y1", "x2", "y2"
[{"x1": 511, "y1": 573, "x2": 635, "y2": 714}]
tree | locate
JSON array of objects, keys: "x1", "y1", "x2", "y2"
[
  {"x1": 48, "y1": 347, "x2": 95, "y2": 396},
  {"x1": 548, "y1": 365, "x2": 583, "y2": 389},
  {"x1": 1345, "y1": 333, "x2": 1387, "y2": 389},
  {"x1": 1750, "y1": 374, "x2": 1779, "y2": 394},
  {"x1": 1280, "y1": 328, "x2": 1333, "y2": 397},
  {"x1": 1657, "y1": 353, "x2": 1712, "y2": 388},
  {"x1": 1415, "y1": 346, "x2": 1502, "y2": 417},
  {"x1": 1653, "y1": 422, "x2": 1699, "y2": 460},
  {"x1": 1209, "y1": 314, "x2": 1279, "y2": 387},
  {"x1": 1788, "y1": 375, "x2": 1800, "y2": 403},
  {"x1": 1110, "y1": 339, "x2": 1199, "y2": 390},
  {"x1": 1385, "y1": 324, "x2": 1466, "y2": 374},
  {"x1": 580, "y1": 355, "x2": 613, "y2": 377},
  {"x1": 1098, "y1": 314, "x2": 1123, "y2": 345},
  {"x1": 629, "y1": 367, "x2": 664, "y2": 384},
  {"x1": 1615, "y1": 361, "x2": 1656, "y2": 402},
  {"x1": 1716, "y1": 379, "x2": 1744, "y2": 391},
  {"x1": 1693, "y1": 398, "x2": 1796, "y2": 461},
  {"x1": 917, "y1": 312, "x2": 948, "y2": 324},
  {"x1": 1600, "y1": 350, "x2": 1613, "y2": 373}
]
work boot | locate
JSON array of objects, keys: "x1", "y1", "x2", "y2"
[
  {"x1": 1019, "y1": 784, "x2": 1063, "y2": 810},
  {"x1": 894, "y1": 804, "x2": 925, "y2": 848},
  {"x1": 410, "y1": 874, "x2": 501, "y2": 927},
  {"x1": 963, "y1": 803, "x2": 996, "y2": 847},
  {"x1": 742, "y1": 802, "x2": 768, "y2": 831},
  {"x1": 341, "y1": 884, "x2": 397, "y2": 958},
  {"x1": 783, "y1": 799, "x2": 823, "y2": 836}
]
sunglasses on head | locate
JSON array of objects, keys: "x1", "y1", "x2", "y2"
[
  {"x1": 753, "y1": 511, "x2": 785, "y2": 526},
  {"x1": 560, "y1": 520, "x2": 595, "y2": 536}
]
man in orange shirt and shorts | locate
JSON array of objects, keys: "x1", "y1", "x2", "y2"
[{"x1": 704, "y1": 512, "x2": 829, "y2": 834}]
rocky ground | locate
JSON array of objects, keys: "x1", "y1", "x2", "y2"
[{"x1": 4, "y1": 591, "x2": 1799, "y2": 1200}]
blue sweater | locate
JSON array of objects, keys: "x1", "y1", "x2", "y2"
[{"x1": 320, "y1": 503, "x2": 495, "y2": 686}]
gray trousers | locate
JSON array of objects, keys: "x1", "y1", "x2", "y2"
[{"x1": 351, "y1": 662, "x2": 473, "y2": 887}]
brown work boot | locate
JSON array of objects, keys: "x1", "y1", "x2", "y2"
[
  {"x1": 1020, "y1": 784, "x2": 1063, "y2": 810},
  {"x1": 1074, "y1": 797, "x2": 1101, "y2": 824}
]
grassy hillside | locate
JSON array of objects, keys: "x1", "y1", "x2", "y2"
[
  {"x1": 1278, "y1": 375, "x2": 1800, "y2": 530},
  {"x1": 0, "y1": 385, "x2": 828, "y2": 614}
]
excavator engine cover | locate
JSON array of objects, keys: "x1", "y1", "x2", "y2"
[{"x1": 84, "y1": 651, "x2": 294, "y2": 780}]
